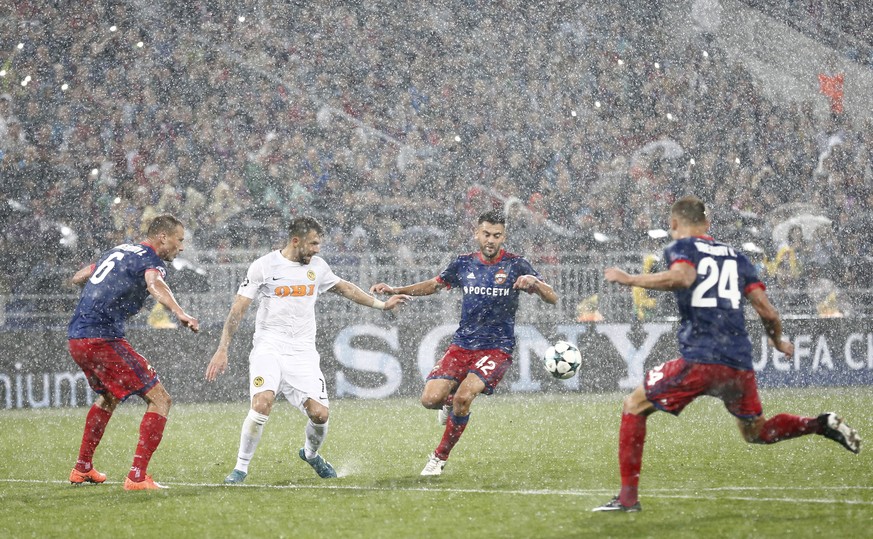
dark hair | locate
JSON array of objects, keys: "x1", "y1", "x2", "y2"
[
  {"x1": 671, "y1": 196, "x2": 707, "y2": 225},
  {"x1": 478, "y1": 209, "x2": 505, "y2": 226},
  {"x1": 146, "y1": 214, "x2": 183, "y2": 237},
  {"x1": 288, "y1": 216, "x2": 324, "y2": 239}
]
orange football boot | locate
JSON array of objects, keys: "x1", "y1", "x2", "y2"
[
  {"x1": 123, "y1": 475, "x2": 168, "y2": 490},
  {"x1": 69, "y1": 467, "x2": 107, "y2": 484}
]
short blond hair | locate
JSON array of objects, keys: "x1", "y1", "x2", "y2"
[{"x1": 671, "y1": 196, "x2": 707, "y2": 225}]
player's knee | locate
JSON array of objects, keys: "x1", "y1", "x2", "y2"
[
  {"x1": 309, "y1": 409, "x2": 329, "y2": 424},
  {"x1": 154, "y1": 394, "x2": 172, "y2": 416},
  {"x1": 741, "y1": 428, "x2": 766, "y2": 444},
  {"x1": 453, "y1": 392, "x2": 475, "y2": 414},
  {"x1": 95, "y1": 394, "x2": 118, "y2": 412},
  {"x1": 621, "y1": 386, "x2": 654, "y2": 415},
  {"x1": 251, "y1": 391, "x2": 275, "y2": 415},
  {"x1": 145, "y1": 386, "x2": 172, "y2": 415},
  {"x1": 738, "y1": 417, "x2": 766, "y2": 444},
  {"x1": 420, "y1": 393, "x2": 443, "y2": 409},
  {"x1": 621, "y1": 394, "x2": 641, "y2": 415}
]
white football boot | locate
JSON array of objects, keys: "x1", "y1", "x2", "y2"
[
  {"x1": 420, "y1": 453, "x2": 447, "y2": 476},
  {"x1": 438, "y1": 404, "x2": 452, "y2": 425}
]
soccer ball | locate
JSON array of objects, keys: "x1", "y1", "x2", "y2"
[{"x1": 543, "y1": 341, "x2": 582, "y2": 380}]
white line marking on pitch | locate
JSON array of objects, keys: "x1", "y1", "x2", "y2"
[{"x1": 2, "y1": 478, "x2": 872, "y2": 506}]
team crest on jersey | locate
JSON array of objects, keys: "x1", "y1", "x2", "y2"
[
  {"x1": 494, "y1": 269, "x2": 508, "y2": 285},
  {"x1": 253, "y1": 376, "x2": 264, "y2": 387},
  {"x1": 307, "y1": 270, "x2": 316, "y2": 281}
]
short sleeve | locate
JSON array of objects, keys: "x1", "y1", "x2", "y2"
[
  {"x1": 237, "y1": 258, "x2": 266, "y2": 299},
  {"x1": 136, "y1": 247, "x2": 166, "y2": 279},
  {"x1": 664, "y1": 240, "x2": 694, "y2": 269},
  {"x1": 317, "y1": 258, "x2": 342, "y2": 293},
  {"x1": 437, "y1": 257, "x2": 464, "y2": 289},
  {"x1": 516, "y1": 257, "x2": 542, "y2": 280},
  {"x1": 738, "y1": 252, "x2": 766, "y2": 294}
]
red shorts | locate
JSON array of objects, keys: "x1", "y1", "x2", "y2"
[
  {"x1": 644, "y1": 358, "x2": 763, "y2": 419},
  {"x1": 427, "y1": 345, "x2": 512, "y2": 395},
  {"x1": 68, "y1": 338, "x2": 159, "y2": 401}
]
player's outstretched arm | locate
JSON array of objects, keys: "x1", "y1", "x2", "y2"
[
  {"x1": 68, "y1": 264, "x2": 95, "y2": 287},
  {"x1": 206, "y1": 294, "x2": 253, "y2": 381},
  {"x1": 513, "y1": 275, "x2": 558, "y2": 305},
  {"x1": 604, "y1": 264, "x2": 696, "y2": 291},
  {"x1": 332, "y1": 280, "x2": 411, "y2": 310},
  {"x1": 145, "y1": 270, "x2": 200, "y2": 333},
  {"x1": 747, "y1": 287, "x2": 794, "y2": 357},
  {"x1": 370, "y1": 278, "x2": 445, "y2": 297}
]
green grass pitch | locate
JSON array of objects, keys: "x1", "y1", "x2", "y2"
[{"x1": 0, "y1": 388, "x2": 870, "y2": 538}]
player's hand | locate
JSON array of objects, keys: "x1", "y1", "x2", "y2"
[
  {"x1": 770, "y1": 338, "x2": 795, "y2": 357},
  {"x1": 513, "y1": 275, "x2": 539, "y2": 293},
  {"x1": 604, "y1": 267, "x2": 631, "y2": 285},
  {"x1": 177, "y1": 312, "x2": 200, "y2": 333},
  {"x1": 384, "y1": 294, "x2": 411, "y2": 310},
  {"x1": 370, "y1": 283, "x2": 396, "y2": 295},
  {"x1": 206, "y1": 350, "x2": 228, "y2": 381}
]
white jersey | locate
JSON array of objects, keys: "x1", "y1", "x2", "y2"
[{"x1": 237, "y1": 251, "x2": 341, "y2": 352}]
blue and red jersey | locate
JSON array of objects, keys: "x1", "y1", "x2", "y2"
[
  {"x1": 68, "y1": 243, "x2": 167, "y2": 339},
  {"x1": 436, "y1": 249, "x2": 541, "y2": 353},
  {"x1": 664, "y1": 236, "x2": 765, "y2": 371}
]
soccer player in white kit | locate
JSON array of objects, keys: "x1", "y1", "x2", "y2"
[{"x1": 205, "y1": 216, "x2": 409, "y2": 482}]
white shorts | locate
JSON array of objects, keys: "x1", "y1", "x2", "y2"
[{"x1": 248, "y1": 343, "x2": 330, "y2": 413}]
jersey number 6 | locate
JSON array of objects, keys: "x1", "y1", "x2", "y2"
[{"x1": 90, "y1": 252, "x2": 125, "y2": 285}]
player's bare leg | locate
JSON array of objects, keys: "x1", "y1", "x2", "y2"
[
  {"x1": 421, "y1": 378, "x2": 458, "y2": 425},
  {"x1": 594, "y1": 385, "x2": 655, "y2": 512},
  {"x1": 124, "y1": 383, "x2": 172, "y2": 490},
  {"x1": 422, "y1": 374, "x2": 483, "y2": 476},
  {"x1": 420, "y1": 378, "x2": 457, "y2": 410},
  {"x1": 737, "y1": 413, "x2": 860, "y2": 453},
  {"x1": 299, "y1": 397, "x2": 336, "y2": 478},
  {"x1": 225, "y1": 390, "x2": 275, "y2": 484},
  {"x1": 70, "y1": 393, "x2": 119, "y2": 485}
]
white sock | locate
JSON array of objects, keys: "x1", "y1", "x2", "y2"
[
  {"x1": 303, "y1": 419, "x2": 328, "y2": 460},
  {"x1": 235, "y1": 409, "x2": 269, "y2": 473}
]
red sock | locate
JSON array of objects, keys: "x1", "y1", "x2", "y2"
[
  {"x1": 444, "y1": 393, "x2": 454, "y2": 407},
  {"x1": 76, "y1": 405, "x2": 112, "y2": 472},
  {"x1": 758, "y1": 414, "x2": 820, "y2": 444},
  {"x1": 128, "y1": 412, "x2": 167, "y2": 482},
  {"x1": 435, "y1": 412, "x2": 469, "y2": 461},
  {"x1": 618, "y1": 413, "x2": 647, "y2": 507}
]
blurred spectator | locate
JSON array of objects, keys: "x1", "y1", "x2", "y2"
[
  {"x1": 0, "y1": 0, "x2": 870, "y2": 324},
  {"x1": 765, "y1": 225, "x2": 805, "y2": 289}
]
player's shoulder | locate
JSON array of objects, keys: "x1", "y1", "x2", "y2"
[
  {"x1": 447, "y1": 252, "x2": 477, "y2": 268},
  {"x1": 250, "y1": 250, "x2": 279, "y2": 266},
  {"x1": 666, "y1": 237, "x2": 695, "y2": 251},
  {"x1": 309, "y1": 255, "x2": 332, "y2": 269},
  {"x1": 125, "y1": 243, "x2": 165, "y2": 267},
  {"x1": 500, "y1": 251, "x2": 535, "y2": 269}
]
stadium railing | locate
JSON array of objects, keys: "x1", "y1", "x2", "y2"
[{"x1": 3, "y1": 256, "x2": 869, "y2": 330}]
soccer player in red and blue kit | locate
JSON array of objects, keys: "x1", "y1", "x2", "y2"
[
  {"x1": 595, "y1": 196, "x2": 861, "y2": 512},
  {"x1": 371, "y1": 209, "x2": 558, "y2": 475},
  {"x1": 67, "y1": 214, "x2": 199, "y2": 490}
]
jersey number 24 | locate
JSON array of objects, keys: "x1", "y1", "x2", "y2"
[{"x1": 691, "y1": 257, "x2": 741, "y2": 309}]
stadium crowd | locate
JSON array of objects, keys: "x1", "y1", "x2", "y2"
[{"x1": 1, "y1": 0, "x2": 872, "y2": 315}]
